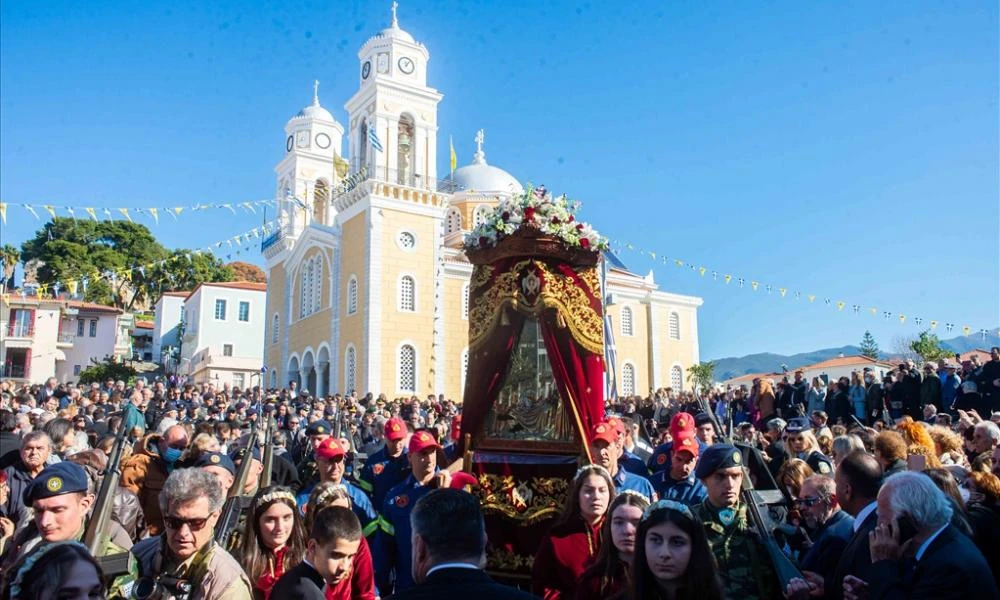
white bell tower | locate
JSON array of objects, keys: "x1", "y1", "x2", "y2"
[
  {"x1": 275, "y1": 81, "x2": 346, "y2": 234},
  {"x1": 344, "y1": 2, "x2": 443, "y2": 188}
]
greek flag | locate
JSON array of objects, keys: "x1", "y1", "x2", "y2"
[
  {"x1": 368, "y1": 127, "x2": 384, "y2": 152},
  {"x1": 604, "y1": 311, "x2": 619, "y2": 401}
]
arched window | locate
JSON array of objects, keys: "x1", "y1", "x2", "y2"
[
  {"x1": 399, "y1": 275, "x2": 415, "y2": 312},
  {"x1": 299, "y1": 264, "x2": 308, "y2": 319},
  {"x1": 313, "y1": 258, "x2": 323, "y2": 311},
  {"x1": 347, "y1": 276, "x2": 358, "y2": 315},
  {"x1": 446, "y1": 208, "x2": 462, "y2": 234},
  {"x1": 668, "y1": 312, "x2": 681, "y2": 340},
  {"x1": 313, "y1": 180, "x2": 328, "y2": 225},
  {"x1": 462, "y1": 283, "x2": 470, "y2": 320},
  {"x1": 398, "y1": 344, "x2": 416, "y2": 393},
  {"x1": 622, "y1": 363, "x2": 636, "y2": 397},
  {"x1": 473, "y1": 205, "x2": 491, "y2": 228},
  {"x1": 621, "y1": 306, "x2": 634, "y2": 337},
  {"x1": 345, "y1": 345, "x2": 357, "y2": 394},
  {"x1": 269, "y1": 370, "x2": 277, "y2": 388},
  {"x1": 397, "y1": 114, "x2": 416, "y2": 185},
  {"x1": 671, "y1": 365, "x2": 684, "y2": 391},
  {"x1": 271, "y1": 313, "x2": 279, "y2": 344}
]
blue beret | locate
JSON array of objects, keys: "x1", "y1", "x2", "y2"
[
  {"x1": 195, "y1": 451, "x2": 236, "y2": 476},
  {"x1": 785, "y1": 418, "x2": 810, "y2": 434},
  {"x1": 230, "y1": 444, "x2": 261, "y2": 463},
  {"x1": 24, "y1": 462, "x2": 90, "y2": 504},
  {"x1": 694, "y1": 444, "x2": 744, "y2": 480},
  {"x1": 305, "y1": 420, "x2": 332, "y2": 436}
]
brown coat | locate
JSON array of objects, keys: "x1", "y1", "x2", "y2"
[
  {"x1": 120, "y1": 434, "x2": 169, "y2": 536},
  {"x1": 757, "y1": 380, "x2": 776, "y2": 421}
]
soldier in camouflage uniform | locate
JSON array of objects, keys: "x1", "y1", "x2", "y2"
[
  {"x1": 0, "y1": 462, "x2": 137, "y2": 599},
  {"x1": 295, "y1": 419, "x2": 333, "y2": 494},
  {"x1": 690, "y1": 444, "x2": 779, "y2": 600}
]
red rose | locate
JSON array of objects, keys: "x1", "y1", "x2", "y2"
[
  {"x1": 580, "y1": 238, "x2": 590, "y2": 249},
  {"x1": 551, "y1": 217, "x2": 560, "y2": 224},
  {"x1": 575, "y1": 223, "x2": 584, "y2": 231},
  {"x1": 568, "y1": 215, "x2": 574, "y2": 223},
  {"x1": 524, "y1": 207, "x2": 536, "y2": 221}
]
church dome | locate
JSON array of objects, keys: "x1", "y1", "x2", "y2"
[
  {"x1": 288, "y1": 82, "x2": 338, "y2": 125},
  {"x1": 449, "y1": 139, "x2": 522, "y2": 194},
  {"x1": 378, "y1": 23, "x2": 415, "y2": 43}
]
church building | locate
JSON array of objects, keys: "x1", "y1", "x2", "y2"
[{"x1": 262, "y1": 7, "x2": 703, "y2": 401}]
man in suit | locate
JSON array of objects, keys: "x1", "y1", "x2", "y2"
[
  {"x1": 858, "y1": 471, "x2": 999, "y2": 599},
  {"x1": 386, "y1": 488, "x2": 538, "y2": 599},
  {"x1": 785, "y1": 449, "x2": 882, "y2": 599}
]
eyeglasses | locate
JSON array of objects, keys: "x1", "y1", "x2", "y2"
[
  {"x1": 795, "y1": 496, "x2": 824, "y2": 507},
  {"x1": 164, "y1": 514, "x2": 213, "y2": 531}
]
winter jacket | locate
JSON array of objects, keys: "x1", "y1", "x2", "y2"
[
  {"x1": 120, "y1": 434, "x2": 170, "y2": 535},
  {"x1": 920, "y1": 374, "x2": 942, "y2": 410},
  {"x1": 806, "y1": 386, "x2": 827, "y2": 415}
]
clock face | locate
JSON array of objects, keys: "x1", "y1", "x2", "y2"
[
  {"x1": 377, "y1": 53, "x2": 389, "y2": 74},
  {"x1": 295, "y1": 131, "x2": 310, "y2": 149},
  {"x1": 398, "y1": 57, "x2": 414, "y2": 74},
  {"x1": 315, "y1": 133, "x2": 331, "y2": 149},
  {"x1": 286, "y1": 135, "x2": 293, "y2": 152},
  {"x1": 362, "y1": 61, "x2": 371, "y2": 79}
]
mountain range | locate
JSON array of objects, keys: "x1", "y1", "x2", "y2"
[{"x1": 710, "y1": 332, "x2": 1000, "y2": 381}]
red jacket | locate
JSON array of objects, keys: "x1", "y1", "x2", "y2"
[
  {"x1": 531, "y1": 516, "x2": 603, "y2": 600},
  {"x1": 325, "y1": 536, "x2": 376, "y2": 600}
]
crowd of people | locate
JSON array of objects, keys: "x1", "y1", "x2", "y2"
[{"x1": 0, "y1": 347, "x2": 998, "y2": 599}]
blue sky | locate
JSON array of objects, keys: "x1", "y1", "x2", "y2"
[{"x1": 1, "y1": 1, "x2": 997, "y2": 359}]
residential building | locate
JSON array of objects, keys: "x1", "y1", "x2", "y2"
[
  {"x1": 262, "y1": 11, "x2": 704, "y2": 399},
  {"x1": 58, "y1": 301, "x2": 130, "y2": 382},
  {"x1": 152, "y1": 291, "x2": 188, "y2": 364},
  {"x1": 178, "y1": 281, "x2": 267, "y2": 388},
  {"x1": 132, "y1": 319, "x2": 154, "y2": 361}
]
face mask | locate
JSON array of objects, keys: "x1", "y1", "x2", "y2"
[
  {"x1": 864, "y1": 376, "x2": 873, "y2": 384},
  {"x1": 163, "y1": 447, "x2": 183, "y2": 464}
]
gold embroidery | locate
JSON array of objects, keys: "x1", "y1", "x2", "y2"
[{"x1": 475, "y1": 473, "x2": 569, "y2": 525}]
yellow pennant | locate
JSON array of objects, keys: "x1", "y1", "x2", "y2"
[
  {"x1": 674, "y1": 259, "x2": 684, "y2": 267},
  {"x1": 779, "y1": 288, "x2": 787, "y2": 297},
  {"x1": 173, "y1": 207, "x2": 184, "y2": 216},
  {"x1": 930, "y1": 320, "x2": 938, "y2": 329},
  {"x1": 43, "y1": 205, "x2": 57, "y2": 219},
  {"x1": 118, "y1": 208, "x2": 132, "y2": 222},
  {"x1": 808, "y1": 295, "x2": 816, "y2": 303},
  {"x1": 899, "y1": 314, "x2": 906, "y2": 324},
  {"x1": 837, "y1": 301, "x2": 845, "y2": 311},
  {"x1": 870, "y1": 307, "x2": 878, "y2": 316},
  {"x1": 698, "y1": 267, "x2": 706, "y2": 277},
  {"x1": 148, "y1": 207, "x2": 159, "y2": 224},
  {"x1": 963, "y1": 325, "x2": 971, "y2": 336},
  {"x1": 724, "y1": 274, "x2": 732, "y2": 284},
  {"x1": 68, "y1": 280, "x2": 78, "y2": 295},
  {"x1": 750, "y1": 281, "x2": 759, "y2": 291},
  {"x1": 85, "y1": 207, "x2": 98, "y2": 221},
  {"x1": 0, "y1": 202, "x2": 6, "y2": 224}
]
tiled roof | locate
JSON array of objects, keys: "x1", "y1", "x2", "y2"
[
  {"x1": 189, "y1": 281, "x2": 267, "y2": 296},
  {"x1": 66, "y1": 300, "x2": 123, "y2": 314},
  {"x1": 800, "y1": 355, "x2": 894, "y2": 371},
  {"x1": 160, "y1": 291, "x2": 191, "y2": 298},
  {"x1": 135, "y1": 320, "x2": 154, "y2": 330}
]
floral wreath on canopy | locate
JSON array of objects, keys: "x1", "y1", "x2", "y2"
[{"x1": 463, "y1": 184, "x2": 610, "y2": 252}]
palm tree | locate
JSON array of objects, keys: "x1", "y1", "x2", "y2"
[
  {"x1": 686, "y1": 361, "x2": 716, "y2": 394},
  {"x1": 0, "y1": 244, "x2": 19, "y2": 291}
]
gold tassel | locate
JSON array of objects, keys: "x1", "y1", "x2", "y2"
[{"x1": 557, "y1": 311, "x2": 567, "y2": 329}]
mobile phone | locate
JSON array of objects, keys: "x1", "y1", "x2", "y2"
[{"x1": 895, "y1": 514, "x2": 919, "y2": 545}]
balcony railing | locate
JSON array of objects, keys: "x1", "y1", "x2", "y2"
[
  {"x1": 6, "y1": 323, "x2": 34, "y2": 338},
  {"x1": 0, "y1": 364, "x2": 28, "y2": 378},
  {"x1": 57, "y1": 332, "x2": 76, "y2": 344}
]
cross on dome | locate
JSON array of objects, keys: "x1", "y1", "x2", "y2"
[
  {"x1": 473, "y1": 129, "x2": 486, "y2": 164},
  {"x1": 391, "y1": 1, "x2": 399, "y2": 28},
  {"x1": 313, "y1": 79, "x2": 320, "y2": 106}
]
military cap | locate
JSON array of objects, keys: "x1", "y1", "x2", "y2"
[
  {"x1": 305, "y1": 420, "x2": 332, "y2": 436},
  {"x1": 24, "y1": 462, "x2": 90, "y2": 504},
  {"x1": 315, "y1": 436, "x2": 347, "y2": 461},
  {"x1": 195, "y1": 451, "x2": 236, "y2": 476},
  {"x1": 785, "y1": 417, "x2": 810, "y2": 434},
  {"x1": 671, "y1": 412, "x2": 696, "y2": 437},
  {"x1": 590, "y1": 422, "x2": 618, "y2": 445},
  {"x1": 805, "y1": 452, "x2": 834, "y2": 475},
  {"x1": 230, "y1": 444, "x2": 261, "y2": 463},
  {"x1": 694, "y1": 443, "x2": 744, "y2": 480},
  {"x1": 384, "y1": 417, "x2": 407, "y2": 441},
  {"x1": 409, "y1": 430, "x2": 442, "y2": 454}
]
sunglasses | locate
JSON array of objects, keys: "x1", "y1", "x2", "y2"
[
  {"x1": 795, "y1": 496, "x2": 824, "y2": 507},
  {"x1": 164, "y1": 514, "x2": 213, "y2": 531}
]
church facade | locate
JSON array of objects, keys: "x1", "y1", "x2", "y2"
[{"x1": 262, "y1": 10, "x2": 703, "y2": 401}]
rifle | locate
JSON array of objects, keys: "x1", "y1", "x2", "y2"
[
  {"x1": 83, "y1": 415, "x2": 132, "y2": 577},
  {"x1": 214, "y1": 413, "x2": 259, "y2": 549},
  {"x1": 696, "y1": 394, "x2": 804, "y2": 590},
  {"x1": 260, "y1": 415, "x2": 275, "y2": 488}
]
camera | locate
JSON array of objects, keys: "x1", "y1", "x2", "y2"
[{"x1": 133, "y1": 575, "x2": 193, "y2": 600}]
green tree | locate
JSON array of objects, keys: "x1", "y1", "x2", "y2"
[
  {"x1": 0, "y1": 244, "x2": 19, "y2": 290},
  {"x1": 909, "y1": 330, "x2": 950, "y2": 362},
  {"x1": 20, "y1": 218, "x2": 232, "y2": 310},
  {"x1": 860, "y1": 330, "x2": 880, "y2": 359},
  {"x1": 687, "y1": 361, "x2": 716, "y2": 393},
  {"x1": 77, "y1": 357, "x2": 138, "y2": 385}
]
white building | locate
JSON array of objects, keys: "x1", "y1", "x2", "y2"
[
  {"x1": 57, "y1": 302, "x2": 131, "y2": 382},
  {"x1": 178, "y1": 281, "x2": 267, "y2": 388},
  {"x1": 152, "y1": 291, "x2": 188, "y2": 364}
]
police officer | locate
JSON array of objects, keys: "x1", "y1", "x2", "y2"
[
  {"x1": 373, "y1": 429, "x2": 452, "y2": 594},
  {"x1": 358, "y1": 417, "x2": 410, "y2": 509},
  {"x1": 296, "y1": 437, "x2": 378, "y2": 538},
  {"x1": 296, "y1": 419, "x2": 333, "y2": 493},
  {"x1": 648, "y1": 412, "x2": 708, "y2": 474},
  {"x1": 690, "y1": 444, "x2": 779, "y2": 600},
  {"x1": 0, "y1": 462, "x2": 136, "y2": 598},
  {"x1": 785, "y1": 418, "x2": 834, "y2": 475}
]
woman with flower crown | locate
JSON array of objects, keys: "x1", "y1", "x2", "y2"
[
  {"x1": 239, "y1": 485, "x2": 308, "y2": 600},
  {"x1": 574, "y1": 490, "x2": 649, "y2": 600},
  {"x1": 629, "y1": 499, "x2": 724, "y2": 600},
  {"x1": 531, "y1": 464, "x2": 615, "y2": 599}
]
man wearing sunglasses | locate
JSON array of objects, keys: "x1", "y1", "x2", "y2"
[
  {"x1": 796, "y1": 474, "x2": 854, "y2": 582},
  {"x1": 131, "y1": 468, "x2": 253, "y2": 600}
]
